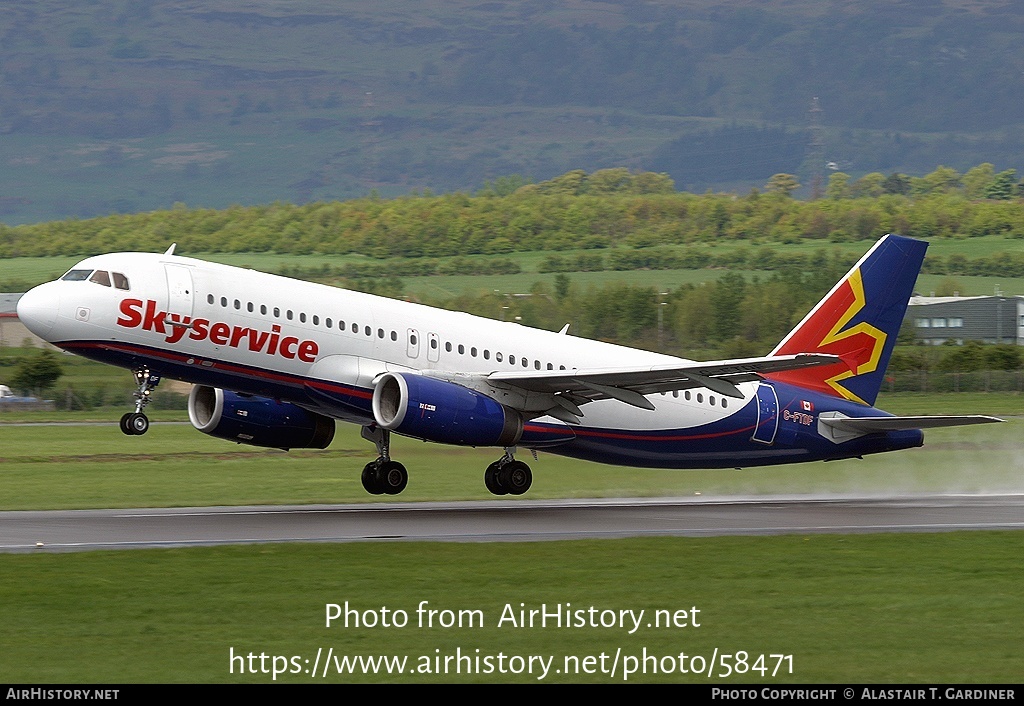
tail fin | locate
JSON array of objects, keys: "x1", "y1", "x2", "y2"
[{"x1": 766, "y1": 234, "x2": 927, "y2": 406}]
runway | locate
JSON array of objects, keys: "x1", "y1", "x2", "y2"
[{"x1": 2, "y1": 494, "x2": 1023, "y2": 552}]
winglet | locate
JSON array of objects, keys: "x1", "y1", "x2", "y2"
[{"x1": 766, "y1": 234, "x2": 928, "y2": 406}]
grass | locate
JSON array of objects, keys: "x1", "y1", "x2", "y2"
[
  {"x1": 0, "y1": 407, "x2": 1019, "y2": 511},
  {"x1": 0, "y1": 533, "x2": 1021, "y2": 682},
  {"x1": 0, "y1": 394, "x2": 1019, "y2": 684}
]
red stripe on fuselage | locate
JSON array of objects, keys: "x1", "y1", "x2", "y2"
[{"x1": 59, "y1": 340, "x2": 373, "y2": 400}]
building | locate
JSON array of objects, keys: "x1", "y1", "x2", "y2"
[{"x1": 906, "y1": 295, "x2": 1024, "y2": 346}]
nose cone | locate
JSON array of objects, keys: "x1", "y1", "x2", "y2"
[{"x1": 17, "y1": 283, "x2": 61, "y2": 340}]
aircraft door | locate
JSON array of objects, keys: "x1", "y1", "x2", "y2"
[
  {"x1": 427, "y1": 332, "x2": 440, "y2": 362},
  {"x1": 165, "y1": 264, "x2": 194, "y2": 318},
  {"x1": 751, "y1": 383, "x2": 779, "y2": 445},
  {"x1": 406, "y1": 328, "x2": 420, "y2": 359}
]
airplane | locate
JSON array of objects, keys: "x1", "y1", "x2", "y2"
[{"x1": 16, "y1": 233, "x2": 999, "y2": 496}]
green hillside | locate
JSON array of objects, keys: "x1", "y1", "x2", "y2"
[{"x1": 2, "y1": 1, "x2": 1024, "y2": 222}]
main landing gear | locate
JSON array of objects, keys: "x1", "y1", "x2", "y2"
[
  {"x1": 357, "y1": 427, "x2": 534, "y2": 497},
  {"x1": 484, "y1": 449, "x2": 533, "y2": 496},
  {"x1": 119, "y1": 368, "x2": 160, "y2": 436},
  {"x1": 360, "y1": 425, "x2": 408, "y2": 495}
]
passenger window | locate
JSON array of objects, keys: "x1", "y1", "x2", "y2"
[
  {"x1": 509, "y1": 355, "x2": 515, "y2": 365},
  {"x1": 261, "y1": 305, "x2": 267, "y2": 315},
  {"x1": 483, "y1": 350, "x2": 490, "y2": 360},
  {"x1": 247, "y1": 302, "x2": 254, "y2": 313},
  {"x1": 378, "y1": 328, "x2": 384, "y2": 339},
  {"x1": 274, "y1": 307, "x2": 280, "y2": 317},
  {"x1": 234, "y1": 299, "x2": 240, "y2": 310},
  {"x1": 496, "y1": 352, "x2": 503, "y2": 362},
  {"x1": 287, "y1": 310, "x2": 293, "y2": 320},
  {"x1": 431, "y1": 339, "x2": 438, "y2": 349},
  {"x1": 221, "y1": 297, "x2": 228, "y2": 307},
  {"x1": 365, "y1": 326, "x2": 372, "y2": 337},
  {"x1": 409, "y1": 333, "x2": 417, "y2": 344},
  {"x1": 722, "y1": 398, "x2": 728, "y2": 409},
  {"x1": 89, "y1": 270, "x2": 111, "y2": 287},
  {"x1": 445, "y1": 342, "x2": 452, "y2": 352},
  {"x1": 207, "y1": 294, "x2": 214, "y2": 304},
  {"x1": 697, "y1": 393, "x2": 703, "y2": 404},
  {"x1": 458, "y1": 344, "x2": 465, "y2": 354},
  {"x1": 112, "y1": 272, "x2": 130, "y2": 290},
  {"x1": 299, "y1": 312, "x2": 306, "y2": 323},
  {"x1": 326, "y1": 317, "x2": 332, "y2": 328},
  {"x1": 471, "y1": 347, "x2": 477, "y2": 357},
  {"x1": 391, "y1": 331, "x2": 397, "y2": 341},
  {"x1": 313, "y1": 315, "x2": 320, "y2": 325}
]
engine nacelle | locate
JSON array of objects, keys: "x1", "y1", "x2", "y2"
[
  {"x1": 372, "y1": 372, "x2": 523, "y2": 447},
  {"x1": 188, "y1": 385, "x2": 335, "y2": 450}
]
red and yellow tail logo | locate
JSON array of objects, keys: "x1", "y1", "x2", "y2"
[{"x1": 766, "y1": 235, "x2": 927, "y2": 407}]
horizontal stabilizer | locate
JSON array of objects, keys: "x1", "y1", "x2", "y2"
[{"x1": 820, "y1": 414, "x2": 1003, "y2": 433}]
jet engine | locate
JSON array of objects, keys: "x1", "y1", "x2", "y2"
[
  {"x1": 188, "y1": 385, "x2": 335, "y2": 449},
  {"x1": 372, "y1": 372, "x2": 522, "y2": 447}
]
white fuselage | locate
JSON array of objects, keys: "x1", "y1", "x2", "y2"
[{"x1": 21, "y1": 252, "x2": 751, "y2": 437}]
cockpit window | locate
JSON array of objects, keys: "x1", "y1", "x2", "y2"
[
  {"x1": 61, "y1": 269, "x2": 93, "y2": 281},
  {"x1": 112, "y1": 272, "x2": 130, "y2": 290},
  {"x1": 89, "y1": 270, "x2": 111, "y2": 287}
]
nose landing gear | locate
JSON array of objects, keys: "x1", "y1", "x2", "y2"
[{"x1": 119, "y1": 368, "x2": 160, "y2": 436}]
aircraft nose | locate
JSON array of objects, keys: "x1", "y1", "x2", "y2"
[{"x1": 17, "y1": 283, "x2": 61, "y2": 339}]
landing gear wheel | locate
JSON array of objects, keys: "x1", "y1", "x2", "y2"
[
  {"x1": 129, "y1": 412, "x2": 149, "y2": 435},
  {"x1": 358, "y1": 426, "x2": 408, "y2": 496},
  {"x1": 362, "y1": 462, "x2": 385, "y2": 495},
  {"x1": 122, "y1": 368, "x2": 159, "y2": 436},
  {"x1": 484, "y1": 462, "x2": 507, "y2": 495},
  {"x1": 376, "y1": 460, "x2": 408, "y2": 495},
  {"x1": 500, "y1": 460, "x2": 532, "y2": 496},
  {"x1": 120, "y1": 412, "x2": 149, "y2": 436}
]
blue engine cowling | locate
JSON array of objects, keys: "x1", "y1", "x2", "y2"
[
  {"x1": 188, "y1": 385, "x2": 335, "y2": 450},
  {"x1": 372, "y1": 372, "x2": 522, "y2": 447}
]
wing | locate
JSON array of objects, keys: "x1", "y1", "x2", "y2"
[{"x1": 477, "y1": 353, "x2": 840, "y2": 421}]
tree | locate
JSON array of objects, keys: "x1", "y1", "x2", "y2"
[
  {"x1": 881, "y1": 172, "x2": 910, "y2": 195},
  {"x1": 851, "y1": 172, "x2": 885, "y2": 198},
  {"x1": 826, "y1": 172, "x2": 851, "y2": 199},
  {"x1": 10, "y1": 350, "x2": 63, "y2": 396},
  {"x1": 917, "y1": 165, "x2": 961, "y2": 194},
  {"x1": 553, "y1": 273, "x2": 571, "y2": 302},
  {"x1": 962, "y1": 163, "x2": 995, "y2": 199},
  {"x1": 983, "y1": 170, "x2": 1018, "y2": 200},
  {"x1": 765, "y1": 173, "x2": 799, "y2": 196}
]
